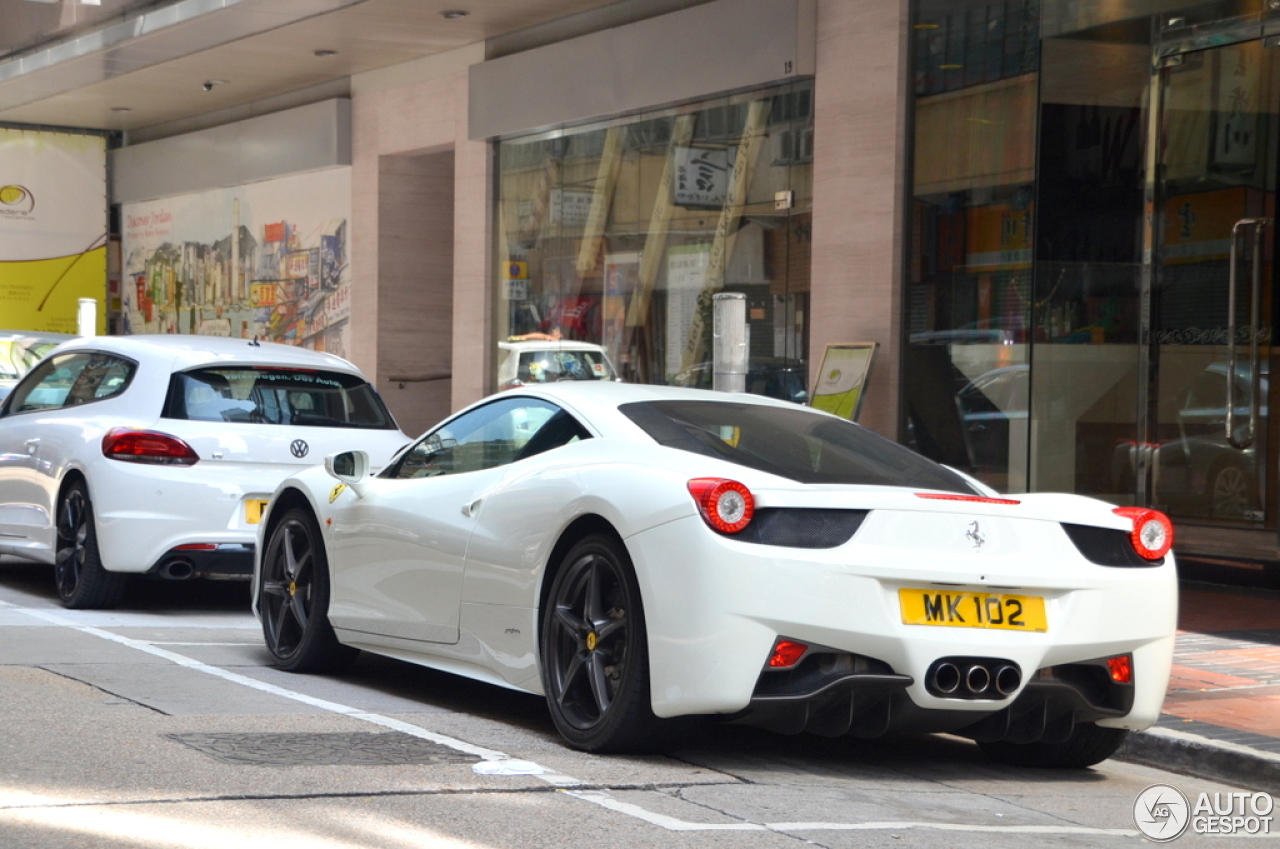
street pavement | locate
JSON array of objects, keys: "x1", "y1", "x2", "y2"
[{"x1": 0, "y1": 554, "x2": 1276, "y2": 847}]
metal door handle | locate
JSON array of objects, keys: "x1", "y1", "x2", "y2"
[
  {"x1": 1226, "y1": 217, "x2": 1270, "y2": 450},
  {"x1": 461, "y1": 497, "x2": 482, "y2": 517}
]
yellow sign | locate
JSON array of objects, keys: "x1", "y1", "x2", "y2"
[
  {"x1": 810, "y1": 342, "x2": 877, "y2": 421},
  {"x1": 0, "y1": 249, "x2": 107, "y2": 334},
  {"x1": 504, "y1": 260, "x2": 528, "y2": 279},
  {"x1": 1, "y1": 130, "x2": 107, "y2": 334},
  {"x1": 251, "y1": 283, "x2": 277, "y2": 307},
  {"x1": 1162, "y1": 187, "x2": 1248, "y2": 264}
]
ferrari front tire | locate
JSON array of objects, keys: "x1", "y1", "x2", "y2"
[
  {"x1": 978, "y1": 723, "x2": 1130, "y2": 768},
  {"x1": 55, "y1": 481, "x2": 128, "y2": 610},
  {"x1": 540, "y1": 533, "x2": 672, "y2": 752},
  {"x1": 259, "y1": 508, "x2": 358, "y2": 674}
]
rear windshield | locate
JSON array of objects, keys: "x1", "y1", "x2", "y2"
[
  {"x1": 163, "y1": 367, "x2": 397, "y2": 429},
  {"x1": 619, "y1": 399, "x2": 975, "y2": 491},
  {"x1": 518, "y1": 350, "x2": 615, "y2": 383}
]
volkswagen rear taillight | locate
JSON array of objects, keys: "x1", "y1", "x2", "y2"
[{"x1": 102, "y1": 428, "x2": 199, "y2": 466}]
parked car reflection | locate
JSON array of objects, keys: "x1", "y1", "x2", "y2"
[{"x1": 1153, "y1": 363, "x2": 1266, "y2": 520}]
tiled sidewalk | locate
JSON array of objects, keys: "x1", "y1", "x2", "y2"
[
  {"x1": 1118, "y1": 578, "x2": 1280, "y2": 789},
  {"x1": 1156, "y1": 584, "x2": 1280, "y2": 753}
]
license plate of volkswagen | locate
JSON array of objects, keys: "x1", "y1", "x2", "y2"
[{"x1": 244, "y1": 499, "x2": 269, "y2": 525}]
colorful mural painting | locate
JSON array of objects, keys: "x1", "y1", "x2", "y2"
[
  {"x1": 0, "y1": 129, "x2": 107, "y2": 334},
  {"x1": 121, "y1": 168, "x2": 351, "y2": 356}
]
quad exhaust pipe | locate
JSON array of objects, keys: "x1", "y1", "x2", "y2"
[{"x1": 926, "y1": 658, "x2": 1021, "y2": 700}]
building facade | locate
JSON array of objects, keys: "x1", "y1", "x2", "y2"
[{"x1": 4, "y1": 0, "x2": 1279, "y2": 565}]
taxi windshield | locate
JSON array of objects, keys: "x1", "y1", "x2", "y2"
[{"x1": 518, "y1": 350, "x2": 615, "y2": 383}]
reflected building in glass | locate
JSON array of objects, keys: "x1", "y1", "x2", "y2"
[{"x1": 901, "y1": 0, "x2": 1280, "y2": 563}]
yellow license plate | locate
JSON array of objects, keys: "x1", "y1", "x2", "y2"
[
  {"x1": 244, "y1": 499, "x2": 270, "y2": 525},
  {"x1": 899, "y1": 588, "x2": 1047, "y2": 632}
]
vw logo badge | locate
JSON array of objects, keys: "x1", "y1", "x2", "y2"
[{"x1": 290, "y1": 439, "x2": 309, "y2": 458}]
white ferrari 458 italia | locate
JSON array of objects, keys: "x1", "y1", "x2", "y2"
[
  {"x1": 0, "y1": 335, "x2": 409, "y2": 609},
  {"x1": 253, "y1": 381, "x2": 1177, "y2": 766}
]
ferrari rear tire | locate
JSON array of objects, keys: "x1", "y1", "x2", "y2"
[
  {"x1": 978, "y1": 723, "x2": 1129, "y2": 768},
  {"x1": 541, "y1": 533, "x2": 674, "y2": 752},
  {"x1": 259, "y1": 507, "x2": 358, "y2": 674},
  {"x1": 55, "y1": 481, "x2": 128, "y2": 610}
]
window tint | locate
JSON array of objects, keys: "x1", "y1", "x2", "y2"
[
  {"x1": 385, "y1": 397, "x2": 589, "y2": 480},
  {"x1": 163, "y1": 367, "x2": 395, "y2": 429},
  {"x1": 3, "y1": 352, "x2": 135, "y2": 415},
  {"x1": 620, "y1": 399, "x2": 975, "y2": 491}
]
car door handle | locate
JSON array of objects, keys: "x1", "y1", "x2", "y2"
[
  {"x1": 24, "y1": 439, "x2": 39, "y2": 455},
  {"x1": 461, "y1": 497, "x2": 482, "y2": 517}
]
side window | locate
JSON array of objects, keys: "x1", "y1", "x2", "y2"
[
  {"x1": 65, "y1": 354, "x2": 135, "y2": 405},
  {"x1": 385, "y1": 397, "x2": 589, "y2": 480},
  {"x1": 4, "y1": 353, "x2": 92, "y2": 414}
]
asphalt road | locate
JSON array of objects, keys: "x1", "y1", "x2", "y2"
[{"x1": 0, "y1": 556, "x2": 1265, "y2": 848}]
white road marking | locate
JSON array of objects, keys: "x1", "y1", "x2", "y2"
[
  {"x1": 6, "y1": 601, "x2": 1143, "y2": 838},
  {"x1": 565, "y1": 790, "x2": 1140, "y2": 837}
]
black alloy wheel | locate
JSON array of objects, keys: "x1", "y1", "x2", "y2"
[
  {"x1": 54, "y1": 481, "x2": 127, "y2": 610},
  {"x1": 259, "y1": 508, "x2": 357, "y2": 673},
  {"x1": 541, "y1": 534, "x2": 672, "y2": 752}
]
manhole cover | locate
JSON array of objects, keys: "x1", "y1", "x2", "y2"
[{"x1": 165, "y1": 732, "x2": 480, "y2": 767}]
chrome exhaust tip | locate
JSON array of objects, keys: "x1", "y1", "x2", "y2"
[
  {"x1": 932, "y1": 662, "x2": 961, "y2": 694},
  {"x1": 965, "y1": 664, "x2": 991, "y2": 694},
  {"x1": 994, "y1": 665, "x2": 1021, "y2": 696}
]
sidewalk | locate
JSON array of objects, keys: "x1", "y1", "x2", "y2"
[{"x1": 1116, "y1": 575, "x2": 1280, "y2": 793}]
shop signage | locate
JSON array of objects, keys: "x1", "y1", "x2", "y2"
[
  {"x1": 549, "y1": 189, "x2": 593, "y2": 227},
  {"x1": 505, "y1": 279, "x2": 530, "y2": 301},
  {"x1": 674, "y1": 146, "x2": 733, "y2": 207},
  {"x1": 251, "y1": 283, "x2": 277, "y2": 307}
]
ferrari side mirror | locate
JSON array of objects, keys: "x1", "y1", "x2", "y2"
[{"x1": 325, "y1": 450, "x2": 370, "y2": 497}]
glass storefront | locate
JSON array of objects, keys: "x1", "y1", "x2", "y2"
[
  {"x1": 906, "y1": 0, "x2": 1040, "y2": 492},
  {"x1": 493, "y1": 81, "x2": 814, "y2": 404},
  {"x1": 908, "y1": 0, "x2": 1280, "y2": 556}
]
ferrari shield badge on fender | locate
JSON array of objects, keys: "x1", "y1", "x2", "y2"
[{"x1": 329, "y1": 483, "x2": 347, "y2": 503}]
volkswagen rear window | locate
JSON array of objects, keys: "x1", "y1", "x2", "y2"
[
  {"x1": 163, "y1": 367, "x2": 397, "y2": 429},
  {"x1": 619, "y1": 400, "x2": 975, "y2": 491}
]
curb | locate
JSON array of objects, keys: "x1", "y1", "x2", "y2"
[{"x1": 1116, "y1": 727, "x2": 1280, "y2": 795}]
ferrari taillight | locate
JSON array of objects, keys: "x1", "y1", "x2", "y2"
[
  {"x1": 1106, "y1": 654, "x2": 1133, "y2": 684},
  {"x1": 687, "y1": 478, "x2": 754, "y2": 534},
  {"x1": 1112, "y1": 506, "x2": 1173, "y2": 560},
  {"x1": 768, "y1": 640, "x2": 808, "y2": 668},
  {"x1": 102, "y1": 427, "x2": 200, "y2": 466}
]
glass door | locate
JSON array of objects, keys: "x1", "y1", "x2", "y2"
[{"x1": 1144, "y1": 26, "x2": 1278, "y2": 528}]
